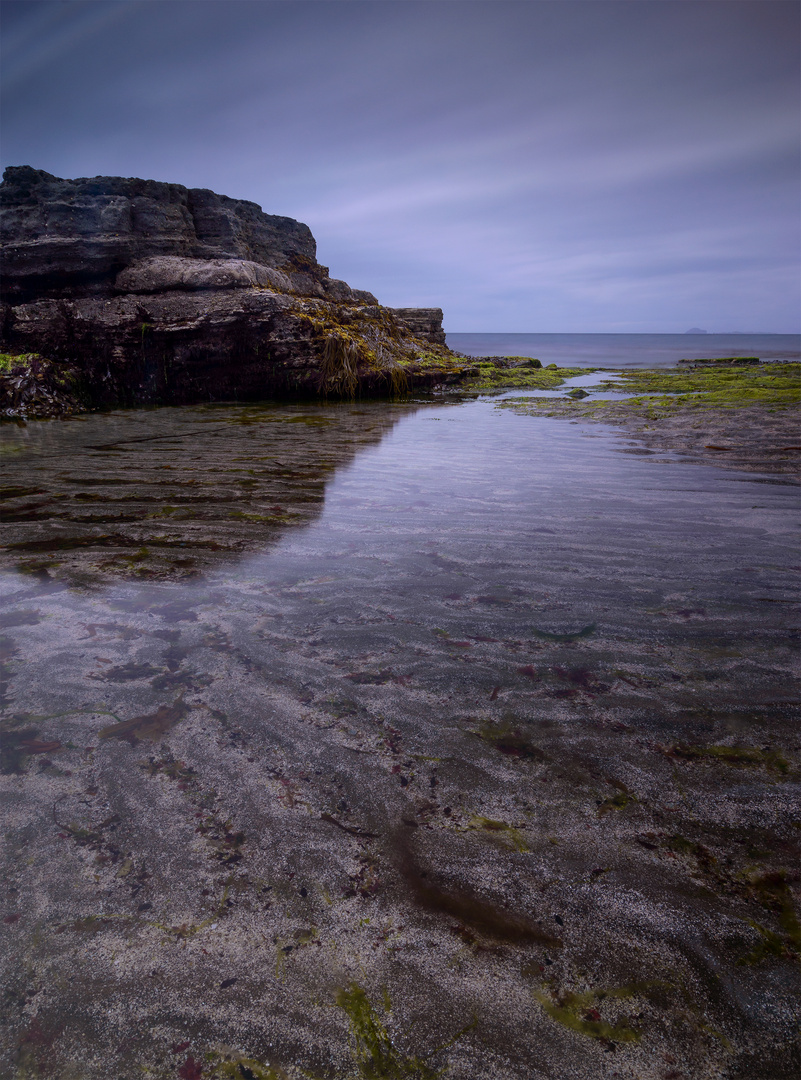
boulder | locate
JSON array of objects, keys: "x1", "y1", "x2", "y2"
[{"x1": 114, "y1": 256, "x2": 294, "y2": 295}]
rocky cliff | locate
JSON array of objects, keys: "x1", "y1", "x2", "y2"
[{"x1": 0, "y1": 167, "x2": 462, "y2": 413}]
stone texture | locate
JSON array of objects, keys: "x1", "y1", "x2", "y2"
[
  {"x1": 0, "y1": 167, "x2": 450, "y2": 408},
  {"x1": 387, "y1": 306, "x2": 447, "y2": 345},
  {"x1": 114, "y1": 255, "x2": 295, "y2": 295},
  {"x1": 0, "y1": 166, "x2": 317, "y2": 303}
]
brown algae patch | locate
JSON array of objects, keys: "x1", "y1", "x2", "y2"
[
  {"x1": 98, "y1": 700, "x2": 187, "y2": 743},
  {"x1": 665, "y1": 743, "x2": 791, "y2": 775}
]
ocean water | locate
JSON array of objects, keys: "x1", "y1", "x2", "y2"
[{"x1": 445, "y1": 332, "x2": 801, "y2": 368}]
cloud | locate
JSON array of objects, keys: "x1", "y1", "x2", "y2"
[{"x1": 1, "y1": 0, "x2": 798, "y2": 330}]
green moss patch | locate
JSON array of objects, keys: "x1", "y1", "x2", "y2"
[
  {"x1": 533, "y1": 984, "x2": 647, "y2": 1044},
  {"x1": 463, "y1": 364, "x2": 585, "y2": 392},
  {"x1": 667, "y1": 744, "x2": 790, "y2": 775},
  {"x1": 0, "y1": 352, "x2": 43, "y2": 373},
  {"x1": 467, "y1": 815, "x2": 530, "y2": 852},
  {"x1": 335, "y1": 982, "x2": 443, "y2": 1079},
  {"x1": 506, "y1": 362, "x2": 800, "y2": 420},
  {"x1": 601, "y1": 362, "x2": 800, "y2": 410}
]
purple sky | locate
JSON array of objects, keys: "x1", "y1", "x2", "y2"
[{"x1": 2, "y1": 0, "x2": 799, "y2": 332}]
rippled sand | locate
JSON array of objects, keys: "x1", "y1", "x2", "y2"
[{"x1": 1, "y1": 399, "x2": 799, "y2": 1079}]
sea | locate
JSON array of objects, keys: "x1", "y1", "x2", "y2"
[{"x1": 445, "y1": 332, "x2": 801, "y2": 369}]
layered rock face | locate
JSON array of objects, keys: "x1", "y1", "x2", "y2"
[
  {"x1": 1, "y1": 165, "x2": 338, "y2": 304},
  {"x1": 386, "y1": 307, "x2": 447, "y2": 346},
  {"x1": 0, "y1": 167, "x2": 457, "y2": 409}
]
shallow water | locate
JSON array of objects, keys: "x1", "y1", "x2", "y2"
[{"x1": 1, "y1": 399, "x2": 799, "y2": 1079}]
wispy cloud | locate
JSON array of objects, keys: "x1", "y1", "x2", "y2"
[{"x1": 1, "y1": 0, "x2": 798, "y2": 330}]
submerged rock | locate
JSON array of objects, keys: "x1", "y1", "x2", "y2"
[{"x1": 0, "y1": 167, "x2": 457, "y2": 413}]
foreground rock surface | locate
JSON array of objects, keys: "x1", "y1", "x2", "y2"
[{"x1": 0, "y1": 167, "x2": 456, "y2": 410}]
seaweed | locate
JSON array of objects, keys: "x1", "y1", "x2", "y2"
[
  {"x1": 666, "y1": 743, "x2": 790, "y2": 775},
  {"x1": 472, "y1": 718, "x2": 545, "y2": 761},
  {"x1": 335, "y1": 982, "x2": 472, "y2": 1079},
  {"x1": 739, "y1": 871, "x2": 801, "y2": 963},
  {"x1": 597, "y1": 781, "x2": 637, "y2": 817},
  {"x1": 209, "y1": 1053, "x2": 289, "y2": 1080},
  {"x1": 467, "y1": 815, "x2": 530, "y2": 853},
  {"x1": 461, "y1": 363, "x2": 583, "y2": 393},
  {"x1": 98, "y1": 700, "x2": 186, "y2": 744},
  {"x1": 319, "y1": 334, "x2": 362, "y2": 398},
  {"x1": 533, "y1": 984, "x2": 653, "y2": 1044}
]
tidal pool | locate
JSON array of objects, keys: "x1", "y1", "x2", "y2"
[{"x1": 1, "y1": 398, "x2": 799, "y2": 1079}]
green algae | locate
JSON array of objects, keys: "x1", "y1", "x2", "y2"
[
  {"x1": 532, "y1": 622, "x2": 596, "y2": 643},
  {"x1": 149, "y1": 879, "x2": 234, "y2": 943},
  {"x1": 668, "y1": 744, "x2": 790, "y2": 775},
  {"x1": 209, "y1": 1054, "x2": 289, "y2": 1080},
  {"x1": 659, "y1": 833, "x2": 801, "y2": 965},
  {"x1": 500, "y1": 362, "x2": 801, "y2": 420},
  {"x1": 533, "y1": 984, "x2": 645, "y2": 1044},
  {"x1": 462, "y1": 364, "x2": 584, "y2": 392},
  {"x1": 335, "y1": 982, "x2": 442, "y2": 1079},
  {"x1": 596, "y1": 362, "x2": 801, "y2": 408},
  {"x1": 679, "y1": 356, "x2": 760, "y2": 365},
  {"x1": 467, "y1": 815, "x2": 530, "y2": 852},
  {"x1": 472, "y1": 718, "x2": 545, "y2": 761},
  {"x1": 293, "y1": 305, "x2": 460, "y2": 399},
  {"x1": 597, "y1": 788, "x2": 636, "y2": 816},
  {"x1": 395, "y1": 833, "x2": 560, "y2": 945},
  {"x1": 740, "y1": 871, "x2": 801, "y2": 963},
  {"x1": 600, "y1": 781, "x2": 634, "y2": 812},
  {"x1": 0, "y1": 486, "x2": 45, "y2": 499},
  {"x1": 0, "y1": 353, "x2": 42, "y2": 374}
]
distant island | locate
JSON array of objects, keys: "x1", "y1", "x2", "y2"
[{"x1": 685, "y1": 327, "x2": 708, "y2": 333}]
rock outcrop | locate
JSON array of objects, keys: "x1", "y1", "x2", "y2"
[
  {"x1": 0, "y1": 167, "x2": 462, "y2": 412},
  {"x1": 386, "y1": 307, "x2": 447, "y2": 346}
]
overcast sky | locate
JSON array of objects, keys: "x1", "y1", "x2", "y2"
[{"x1": 1, "y1": 0, "x2": 799, "y2": 332}]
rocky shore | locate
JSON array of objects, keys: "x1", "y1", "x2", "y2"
[
  {"x1": 0, "y1": 166, "x2": 476, "y2": 414},
  {"x1": 499, "y1": 361, "x2": 800, "y2": 478}
]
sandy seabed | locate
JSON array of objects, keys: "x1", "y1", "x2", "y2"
[{"x1": 1, "y1": 395, "x2": 799, "y2": 1079}]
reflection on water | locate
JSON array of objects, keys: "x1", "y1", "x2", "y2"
[
  {"x1": 1, "y1": 399, "x2": 799, "y2": 1078},
  {"x1": 0, "y1": 401, "x2": 413, "y2": 583}
]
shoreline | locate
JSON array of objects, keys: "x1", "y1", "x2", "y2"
[
  {"x1": 503, "y1": 400, "x2": 801, "y2": 478},
  {"x1": 494, "y1": 360, "x2": 800, "y2": 478}
]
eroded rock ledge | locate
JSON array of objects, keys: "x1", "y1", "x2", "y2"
[{"x1": 0, "y1": 166, "x2": 458, "y2": 412}]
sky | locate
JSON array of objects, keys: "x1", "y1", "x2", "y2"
[{"x1": 1, "y1": 0, "x2": 799, "y2": 333}]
